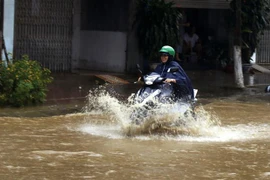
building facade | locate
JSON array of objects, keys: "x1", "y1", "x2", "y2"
[
  {"x1": 2, "y1": 0, "x2": 140, "y2": 72},
  {"x1": 1, "y1": 0, "x2": 269, "y2": 73}
]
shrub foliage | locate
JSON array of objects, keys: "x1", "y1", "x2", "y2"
[
  {"x1": 228, "y1": 0, "x2": 270, "y2": 54},
  {"x1": 134, "y1": 0, "x2": 182, "y2": 60},
  {"x1": 0, "y1": 55, "x2": 53, "y2": 107}
]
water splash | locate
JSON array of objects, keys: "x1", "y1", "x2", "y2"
[{"x1": 79, "y1": 87, "x2": 270, "y2": 142}]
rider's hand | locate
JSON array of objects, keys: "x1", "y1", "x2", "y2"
[
  {"x1": 164, "y1": 78, "x2": 176, "y2": 83},
  {"x1": 136, "y1": 77, "x2": 144, "y2": 84}
]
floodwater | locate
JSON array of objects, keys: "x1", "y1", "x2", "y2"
[{"x1": 1, "y1": 71, "x2": 270, "y2": 180}]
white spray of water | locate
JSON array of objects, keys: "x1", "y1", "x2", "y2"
[{"x1": 79, "y1": 87, "x2": 270, "y2": 142}]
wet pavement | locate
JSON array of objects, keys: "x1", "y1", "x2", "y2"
[{"x1": 1, "y1": 69, "x2": 270, "y2": 117}]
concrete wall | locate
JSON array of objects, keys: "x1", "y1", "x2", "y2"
[
  {"x1": 126, "y1": 29, "x2": 142, "y2": 73},
  {"x1": 79, "y1": 30, "x2": 127, "y2": 73},
  {"x1": 72, "y1": 0, "x2": 81, "y2": 71},
  {"x1": 3, "y1": 0, "x2": 15, "y2": 60},
  {"x1": 125, "y1": 0, "x2": 143, "y2": 73},
  {"x1": 72, "y1": 0, "x2": 136, "y2": 73},
  {"x1": 71, "y1": 0, "x2": 143, "y2": 73}
]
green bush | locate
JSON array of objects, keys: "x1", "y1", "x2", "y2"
[
  {"x1": 0, "y1": 55, "x2": 53, "y2": 107},
  {"x1": 134, "y1": 0, "x2": 181, "y2": 60},
  {"x1": 228, "y1": 0, "x2": 270, "y2": 55}
]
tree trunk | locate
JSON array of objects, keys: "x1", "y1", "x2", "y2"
[
  {"x1": 234, "y1": 0, "x2": 244, "y2": 88},
  {"x1": 233, "y1": 46, "x2": 244, "y2": 88}
]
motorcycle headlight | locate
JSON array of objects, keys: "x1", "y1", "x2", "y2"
[{"x1": 145, "y1": 81, "x2": 153, "y2": 85}]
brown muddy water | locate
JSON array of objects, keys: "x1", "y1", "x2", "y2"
[{"x1": 1, "y1": 71, "x2": 270, "y2": 180}]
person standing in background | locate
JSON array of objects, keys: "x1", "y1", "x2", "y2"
[
  {"x1": 175, "y1": 9, "x2": 190, "y2": 62},
  {"x1": 183, "y1": 25, "x2": 202, "y2": 61}
]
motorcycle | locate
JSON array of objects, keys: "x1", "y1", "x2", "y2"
[{"x1": 130, "y1": 64, "x2": 197, "y2": 125}]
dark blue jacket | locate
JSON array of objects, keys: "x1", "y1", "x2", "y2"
[{"x1": 154, "y1": 60, "x2": 194, "y2": 99}]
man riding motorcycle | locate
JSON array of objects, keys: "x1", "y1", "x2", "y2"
[
  {"x1": 154, "y1": 45, "x2": 194, "y2": 101},
  {"x1": 131, "y1": 45, "x2": 195, "y2": 125}
]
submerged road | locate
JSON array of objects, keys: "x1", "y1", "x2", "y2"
[{"x1": 0, "y1": 70, "x2": 270, "y2": 179}]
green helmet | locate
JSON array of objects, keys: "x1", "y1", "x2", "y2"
[{"x1": 159, "y1": 45, "x2": 175, "y2": 57}]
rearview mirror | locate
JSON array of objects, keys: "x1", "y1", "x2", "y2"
[
  {"x1": 136, "y1": 64, "x2": 143, "y2": 74},
  {"x1": 167, "y1": 67, "x2": 179, "y2": 73}
]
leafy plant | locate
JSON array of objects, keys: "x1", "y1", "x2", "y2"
[
  {"x1": 133, "y1": 0, "x2": 182, "y2": 61},
  {"x1": 203, "y1": 39, "x2": 231, "y2": 68},
  {"x1": 0, "y1": 55, "x2": 53, "y2": 107},
  {"x1": 228, "y1": 0, "x2": 270, "y2": 57}
]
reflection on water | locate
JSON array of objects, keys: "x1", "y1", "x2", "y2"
[{"x1": 1, "y1": 88, "x2": 270, "y2": 179}]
